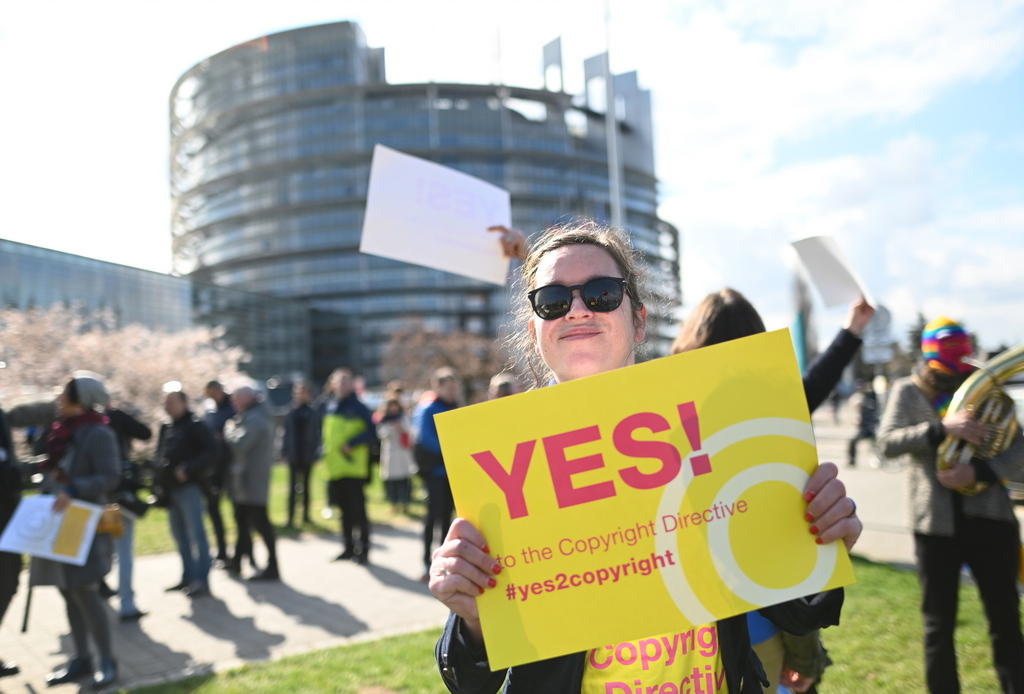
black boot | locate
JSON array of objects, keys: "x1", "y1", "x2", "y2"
[
  {"x1": 92, "y1": 658, "x2": 117, "y2": 690},
  {"x1": 97, "y1": 580, "x2": 116, "y2": 600},
  {"x1": 249, "y1": 563, "x2": 279, "y2": 581},
  {"x1": 46, "y1": 657, "x2": 92, "y2": 686}
]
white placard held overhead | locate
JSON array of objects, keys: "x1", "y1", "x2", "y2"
[
  {"x1": 359, "y1": 145, "x2": 512, "y2": 286},
  {"x1": 791, "y1": 236, "x2": 874, "y2": 308},
  {"x1": 0, "y1": 495, "x2": 102, "y2": 566}
]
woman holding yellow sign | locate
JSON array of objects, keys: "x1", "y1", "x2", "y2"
[{"x1": 430, "y1": 222, "x2": 862, "y2": 693}]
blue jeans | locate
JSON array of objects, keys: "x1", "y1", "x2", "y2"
[
  {"x1": 168, "y1": 483, "x2": 212, "y2": 586},
  {"x1": 115, "y1": 514, "x2": 137, "y2": 614}
]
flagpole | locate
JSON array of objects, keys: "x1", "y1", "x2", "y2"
[{"x1": 604, "y1": 0, "x2": 624, "y2": 230}]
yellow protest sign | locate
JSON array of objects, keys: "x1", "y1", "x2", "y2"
[
  {"x1": 52, "y1": 505, "x2": 92, "y2": 557},
  {"x1": 435, "y1": 329, "x2": 855, "y2": 670}
]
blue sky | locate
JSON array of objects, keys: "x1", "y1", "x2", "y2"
[{"x1": 1, "y1": 0, "x2": 1022, "y2": 351}]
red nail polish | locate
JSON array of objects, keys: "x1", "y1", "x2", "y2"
[
  {"x1": 482, "y1": 544, "x2": 490, "y2": 554},
  {"x1": 815, "y1": 537, "x2": 823, "y2": 545},
  {"x1": 804, "y1": 492, "x2": 816, "y2": 502},
  {"x1": 487, "y1": 578, "x2": 497, "y2": 588},
  {"x1": 478, "y1": 586, "x2": 485, "y2": 594},
  {"x1": 492, "y1": 563, "x2": 502, "y2": 574},
  {"x1": 810, "y1": 525, "x2": 819, "y2": 535},
  {"x1": 804, "y1": 513, "x2": 814, "y2": 523}
]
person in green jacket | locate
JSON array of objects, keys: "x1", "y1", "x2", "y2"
[{"x1": 320, "y1": 368, "x2": 376, "y2": 564}]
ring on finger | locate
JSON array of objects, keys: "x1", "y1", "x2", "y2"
[{"x1": 848, "y1": 498, "x2": 857, "y2": 517}]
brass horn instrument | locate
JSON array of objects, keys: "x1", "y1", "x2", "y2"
[{"x1": 937, "y1": 343, "x2": 1024, "y2": 495}]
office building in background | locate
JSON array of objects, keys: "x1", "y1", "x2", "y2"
[
  {"x1": 170, "y1": 21, "x2": 681, "y2": 382},
  {"x1": 0, "y1": 238, "x2": 313, "y2": 380}
]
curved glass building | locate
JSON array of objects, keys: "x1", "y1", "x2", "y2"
[{"x1": 170, "y1": 21, "x2": 680, "y2": 383}]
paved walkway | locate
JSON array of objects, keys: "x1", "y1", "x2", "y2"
[
  {"x1": 2, "y1": 404, "x2": 1021, "y2": 692},
  {"x1": 1, "y1": 520, "x2": 448, "y2": 693}
]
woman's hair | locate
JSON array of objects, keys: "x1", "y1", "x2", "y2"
[
  {"x1": 377, "y1": 397, "x2": 404, "y2": 419},
  {"x1": 324, "y1": 367, "x2": 353, "y2": 395},
  {"x1": 509, "y1": 220, "x2": 650, "y2": 388},
  {"x1": 64, "y1": 379, "x2": 80, "y2": 405},
  {"x1": 671, "y1": 288, "x2": 765, "y2": 355}
]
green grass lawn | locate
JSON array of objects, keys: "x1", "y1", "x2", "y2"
[
  {"x1": 129, "y1": 556, "x2": 1017, "y2": 693},
  {"x1": 130, "y1": 628, "x2": 444, "y2": 694},
  {"x1": 822, "y1": 556, "x2": 1006, "y2": 693},
  {"x1": 132, "y1": 463, "x2": 425, "y2": 557}
]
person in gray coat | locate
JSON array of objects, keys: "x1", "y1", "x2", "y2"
[
  {"x1": 224, "y1": 387, "x2": 279, "y2": 581},
  {"x1": 37, "y1": 374, "x2": 121, "y2": 689},
  {"x1": 878, "y1": 318, "x2": 1024, "y2": 693}
]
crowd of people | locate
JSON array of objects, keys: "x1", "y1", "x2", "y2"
[
  {"x1": 0, "y1": 360, "x2": 524, "y2": 690},
  {"x1": 0, "y1": 222, "x2": 1020, "y2": 694}
]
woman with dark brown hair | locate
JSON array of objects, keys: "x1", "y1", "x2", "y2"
[
  {"x1": 673, "y1": 288, "x2": 874, "y2": 412},
  {"x1": 673, "y1": 288, "x2": 874, "y2": 693}
]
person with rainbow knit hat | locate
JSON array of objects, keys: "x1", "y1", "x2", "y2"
[{"x1": 878, "y1": 316, "x2": 1024, "y2": 694}]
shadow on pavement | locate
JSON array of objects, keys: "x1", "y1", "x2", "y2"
[
  {"x1": 371, "y1": 522, "x2": 421, "y2": 541},
  {"x1": 242, "y1": 580, "x2": 368, "y2": 638},
  {"x1": 363, "y1": 563, "x2": 430, "y2": 596},
  {"x1": 185, "y1": 595, "x2": 285, "y2": 661},
  {"x1": 47, "y1": 619, "x2": 198, "y2": 694}
]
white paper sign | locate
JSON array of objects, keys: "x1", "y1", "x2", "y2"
[
  {"x1": 791, "y1": 236, "x2": 874, "y2": 308},
  {"x1": 0, "y1": 495, "x2": 102, "y2": 566},
  {"x1": 359, "y1": 145, "x2": 512, "y2": 285}
]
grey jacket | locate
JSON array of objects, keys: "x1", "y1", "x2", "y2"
[
  {"x1": 877, "y1": 376, "x2": 1024, "y2": 537},
  {"x1": 225, "y1": 402, "x2": 275, "y2": 505},
  {"x1": 36, "y1": 422, "x2": 120, "y2": 588}
]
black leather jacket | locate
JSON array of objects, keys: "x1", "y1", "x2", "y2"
[
  {"x1": 156, "y1": 412, "x2": 216, "y2": 490},
  {"x1": 436, "y1": 589, "x2": 843, "y2": 693}
]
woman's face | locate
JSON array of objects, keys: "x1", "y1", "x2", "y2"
[
  {"x1": 528, "y1": 244, "x2": 645, "y2": 383},
  {"x1": 57, "y1": 386, "x2": 83, "y2": 418}
]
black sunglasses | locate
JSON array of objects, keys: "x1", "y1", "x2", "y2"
[{"x1": 527, "y1": 277, "x2": 630, "y2": 320}]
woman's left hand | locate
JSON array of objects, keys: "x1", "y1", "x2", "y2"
[
  {"x1": 843, "y1": 296, "x2": 875, "y2": 337},
  {"x1": 804, "y1": 462, "x2": 862, "y2": 551},
  {"x1": 937, "y1": 464, "x2": 976, "y2": 490},
  {"x1": 52, "y1": 491, "x2": 72, "y2": 513},
  {"x1": 781, "y1": 669, "x2": 816, "y2": 693},
  {"x1": 487, "y1": 225, "x2": 528, "y2": 261}
]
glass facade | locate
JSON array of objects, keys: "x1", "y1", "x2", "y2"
[
  {"x1": 0, "y1": 239, "x2": 313, "y2": 381},
  {"x1": 171, "y1": 21, "x2": 681, "y2": 383}
]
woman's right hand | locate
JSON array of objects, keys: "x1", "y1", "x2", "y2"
[{"x1": 428, "y1": 517, "x2": 502, "y2": 643}]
